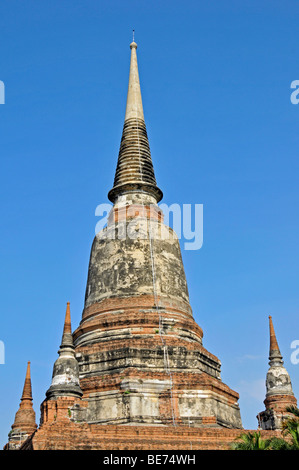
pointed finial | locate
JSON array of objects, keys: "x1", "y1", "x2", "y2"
[
  {"x1": 21, "y1": 361, "x2": 33, "y2": 401},
  {"x1": 60, "y1": 301, "x2": 73, "y2": 349},
  {"x1": 130, "y1": 29, "x2": 137, "y2": 50},
  {"x1": 63, "y1": 301, "x2": 72, "y2": 336},
  {"x1": 269, "y1": 315, "x2": 281, "y2": 356}
]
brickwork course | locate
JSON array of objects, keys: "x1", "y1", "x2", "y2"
[{"x1": 5, "y1": 40, "x2": 297, "y2": 451}]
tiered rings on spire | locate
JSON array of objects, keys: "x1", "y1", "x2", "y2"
[{"x1": 108, "y1": 42, "x2": 162, "y2": 203}]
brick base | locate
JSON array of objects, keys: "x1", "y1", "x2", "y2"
[{"x1": 21, "y1": 422, "x2": 282, "y2": 450}]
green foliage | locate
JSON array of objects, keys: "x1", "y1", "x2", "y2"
[
  {"x1": 231, "y1": 431, "x2": 272, "y2": 450},
  {"x1": 232, "y1": 406, "x2": 299, "y2": 450},
  {"x1": 267, "y1": 406, "x2": 299, "y2": 450},
  {"x1": 286, "y1": 406, "x2": 299, "y2": 418}
]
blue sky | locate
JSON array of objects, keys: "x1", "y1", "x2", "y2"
[{"x1": 0, "y1": 0, "x2": 299, "y2": 447}]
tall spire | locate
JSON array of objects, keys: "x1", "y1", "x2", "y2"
[
  {"x1": 257, "y1": 316, "x2": 297, "y2": 430},
  {"x1": 8, "y1": 362, "x2": 37, "y2": 448},
  {"x1": 46, "y1": 302, "x2": 82, "y2": 400},
  {"x1": 108, "y1": 41, "x2": 163, "y2": 204},
  {"x1": 266, "y1": 315, "x2": 294, "y2": 399}
]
